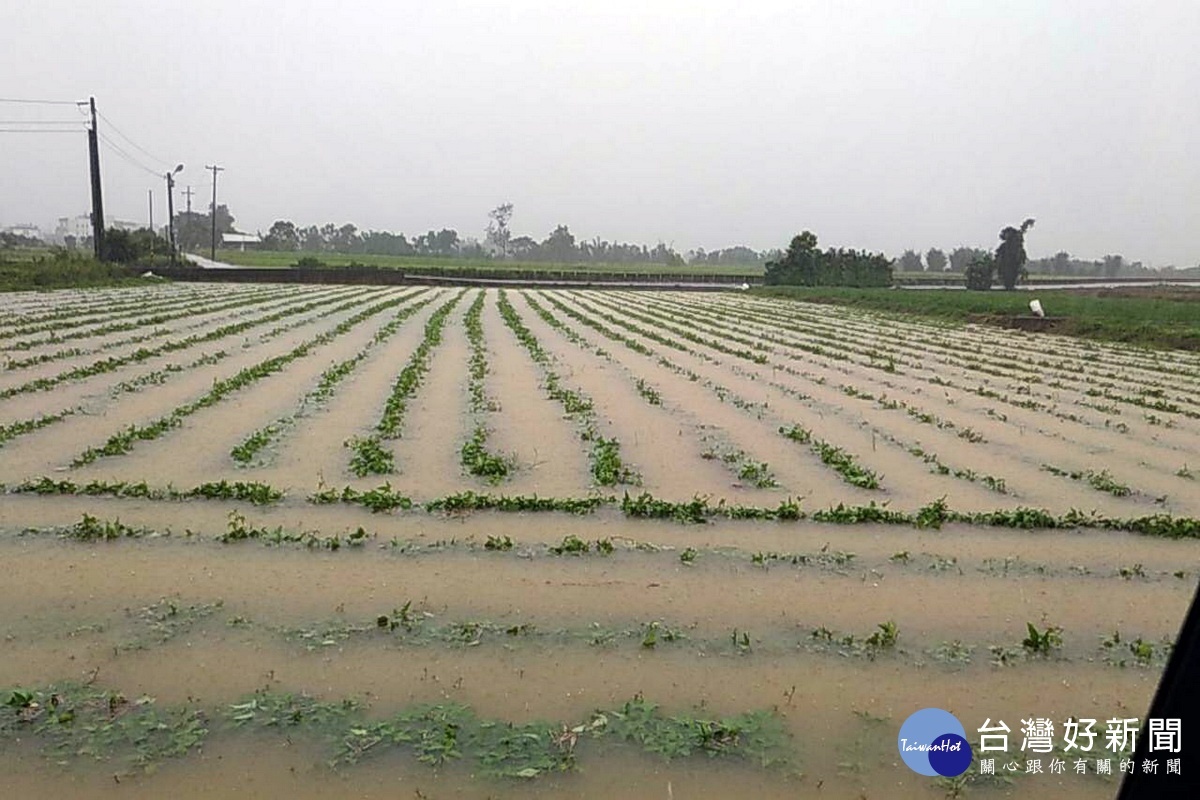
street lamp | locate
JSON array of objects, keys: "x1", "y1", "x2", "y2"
[{"x1": 165, "y1": 164, "x2": 183, "y2": 265}]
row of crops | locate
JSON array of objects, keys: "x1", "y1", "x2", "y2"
[
  {"x1": 1, "y1": 281, "x2": 1198, "y2": 798},
  {"x1": 2, "y1": 284, "x2": 1198, "y2": 518}
]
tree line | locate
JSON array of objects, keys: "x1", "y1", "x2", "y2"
[
  {"x1": 257, "y1": 203, "x2": 779, "y2": 267},
  {"x1": 259, "y1": 219, "x2": 774, "y2": 267},
  {"x1": 894, "y1": 245, "x2": 1155, "y2": 278}
]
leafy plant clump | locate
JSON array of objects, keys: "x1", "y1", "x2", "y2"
[
  {"x1": 1021, "y1": 622, "x2": 1064, "y2": 656},
  {"x1": 310, "y1": 482, "x2": 414, "y2": 513},
  {"x1": 216, "y1": 690, "x2": 794, "y2": 778},
  {"x1": 591, "y1": 437, "x2": 640, "y2": 486},
  {"x1": 0, "y1": 409, "x2": 76, "y2": 448},
  {"x1": 186, "y1": 480, "x2": 284, "y2": 505},
  {"x1": 427, "y1": 492, "x2": 606, "y2": 516},
  {"x1": 813, "y1": 440, "x2": 880, "y2": 489},
  {"x1": 634, "y1": 378, "x2": 662, "y2": 405},
  {"x1": 779, "y1": 423, "x2": 812, "y2": 444},
  {"x1": 779, "y1": 424, "x2": 879, "y2": 489},
  {"x1": 461, "y1": 426, "x2": 514, "y2": 483},
  {"x1": 737, "y1": 460, "x2": 778, "y2": 489},
  {"x1": 1042, "y1": 465, "x2": 1132, "y2": 497},
  {"x1": 230, "y1": 424, "x2": 279, "y2": 465},
  {"x1": 347, "y1": 435, "x2": 395, "y2": 477},
  {"x1": 0, "y1": 684, "x2": 208, "y2": 774},
  {"x1": 65, "y1": 513, "x2": 149, "y2": 541}
]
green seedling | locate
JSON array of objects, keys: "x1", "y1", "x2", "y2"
[{"x1": 1021, "y1": 622, "x2": 1063, "y2": 656}]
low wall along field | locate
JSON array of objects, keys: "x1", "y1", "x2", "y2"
[{"x1": 1, "y1": 282, "x2": 1198, "y2": 798}]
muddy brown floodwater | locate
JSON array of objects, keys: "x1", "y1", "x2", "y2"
[{"x1": 1, "y1": 285, "x2": 1198, "y2": 799}]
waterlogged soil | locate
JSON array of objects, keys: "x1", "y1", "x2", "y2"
[
  {"x1": 2, "y1": 285, "x2": 1199, "y2": 798},
  {"x1": 482, "y1": 294, "x2": 591, "y2": 495},
  {"x1": 254, "y1": 292, "x2": 446, "y2": 488},
  {"x1": 386, "y1": 300, "x2": 472, "y2": 495},
  {"x1": 591, "y1": 291, "x2": 1200, "y2": 516},
  {"x1": 70, "y1": 293, "x2": 411, "y2": 488},
  {"x1": 0, "y1": 525, "x2": 1183, "y2": 799},
  {"x1": 510, "y1": 291, "x2": 741, "y2": 499}
]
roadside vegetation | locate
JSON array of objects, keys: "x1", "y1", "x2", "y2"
[{"x1": 0, "y1": 251, "x2": 157, "y2": 291}]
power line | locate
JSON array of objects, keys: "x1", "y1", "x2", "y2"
[
  {"x1": 97, "y1": 111, "x2": 170, "y2": 171},
  {"x1": 0, "y1": 128, "x2": 84, "y2": 134},
  {"x1": 99, "y1": 135, "x2": 162, "y2": 178},
  {"x1": 98, "y1": 131, "x2": 163, "y2": 178},
  {"x1": 0, "y1": 120, "x2": 86, "y2": 125},
  {"x1": 0, "y1": 97, "x2": 79, "y2": 105}
]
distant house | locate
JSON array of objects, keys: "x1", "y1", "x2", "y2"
[
  {"x1": 51, "y1": 215, "x2": 93, "y2": 247},
  {"x1": 221, "y1": 232, "x2": 262, "y2": 251},
  {"x1": 2, "y1": 222, "x2": 44, "y2": 241}
]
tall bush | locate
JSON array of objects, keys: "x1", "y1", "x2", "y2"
[{"x1": 764, "y1": 231, "x2": 892, "y2": 287}]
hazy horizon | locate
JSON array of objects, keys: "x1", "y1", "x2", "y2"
[{"x1": 3, "y1": 1, "x2": 1198, "y2": 266}]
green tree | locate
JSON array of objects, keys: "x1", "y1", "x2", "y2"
[
  {"x1": 765, "y1": 231, "x2": 819, "y2": 285},
  {"x1": 263, "y1": 220, "x2": 300, "y2": 251},
  {"x1": 102, "y1": 227, "x2": 166, "y2": 263},
  {"x1": 948, "y1": 246, "x2": 989, "y2": 272},
  {"x1": 301, "y1": 225, "x2": 324, "y2": 251},
  {"x1": 508, "y1": 235, "x2": 539, "y2": 260},
  {"x1": 542, "y1": 224, "x2": 578, "y2": 263},
  {"x1": 413, "y1": 229, "x2": 460, "y2": 256},
  {"x1": 1051, "y1": 250, "x2": 1071, "y2": 275},
  {"x1": 175, "y1": 204, "x2": 236, "y2": 252},
  {"x1": 333, "y1": 223, "x2": 360, "y2": 252},
  {"x1": 487, "y1": 202, "x2": 513, "y2": 258},
  {"x1": 964, "y1": 253, "x2": 995, "y2": 290},
  {"x1": 926, "y1": 247, "x2": 947, "y2": 272},
  {"x1": 764, "y1": 231, "x2": 891, "y2": 287},
  {"x1": 897, "y1": 249, "x2": 924, "y2": 272},
  {"x1": 995, "y1": 218, "x2": 1035, "y2": 290},
  {"x1": 1102, "y1": 254, "x2": 1124, "y2": 278}
]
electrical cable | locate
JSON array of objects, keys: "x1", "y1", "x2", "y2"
[
  {"x1": 0, "y1": 98, "x2": 80, "y2": 105},
  {"x1": 97, "y1": 111, "x2": 171, "y2": 171},
  {"x1": 97, "y1": 132, "x2": 163, "y2": 178},
  {"x1": 0, "y1": 128, "x2": 83, "y2": 133}
]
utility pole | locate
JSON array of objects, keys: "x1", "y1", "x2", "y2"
[
  {"x1": 182, "y1": 185, "x2": 194, "y2": 214},
  {"x1": 205, "y1": 164, "x2": 223, "y2": 260},
  {"x1": 165, "y1": 164, "x2": 183, "y2": 265},
  {"x1": 85, "y1": 96, "x2": 105, "y2": 260},
  {"x1": 148, "y1": 189, "x2": 154, "y2": 259}
]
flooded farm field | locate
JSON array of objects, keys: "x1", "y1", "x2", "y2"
[{"x1": 2, "y1": 283, "x2": 1198, "y2": 798}]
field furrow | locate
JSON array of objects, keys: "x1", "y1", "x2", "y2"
[{"x1": 1, "y1": 282, "x2": 1197, "y2": 800}]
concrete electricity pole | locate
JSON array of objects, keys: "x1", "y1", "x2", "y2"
[
  {"x1": 205, "y1": 164, "x2": 224, "y2": 260},
  {"x1": 85, "y1": 97, "x2": 105, "y2": 260},
  {"x1": 165, "y1": 164, "x2": 183, "y2": 265},
  {"x1": 182, "y1": 185, "x2": 194, "y2": 214}
]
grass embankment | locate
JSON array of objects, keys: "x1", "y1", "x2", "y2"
[
  {"x1": 211, "y1": 249, "x2": 762, "y2": 277},
  {"x1": 751, "y1": 286, "x2": 1200, "y2": 351},
  {"x1": 0, "y1": 253, "x2": 159, "y2": 292}
]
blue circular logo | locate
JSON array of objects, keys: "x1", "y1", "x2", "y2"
[{"x1": 898, "y1": 708, "x2": 973, "y2": 777}]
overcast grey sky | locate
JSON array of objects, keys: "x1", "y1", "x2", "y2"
[{"x1": 2, "y1": 1, "x2": 1198, "y2": 265}]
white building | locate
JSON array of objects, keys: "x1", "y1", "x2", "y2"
[
  {"x1": 51, "y1": 215, "x2": 93, "y2": 246},
  {"x1": 2, "y1": 222, "x2": 43, "y2": 241},
  {"x1": 221, "y1": 232, "x2": 262, "y2": 251}
]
